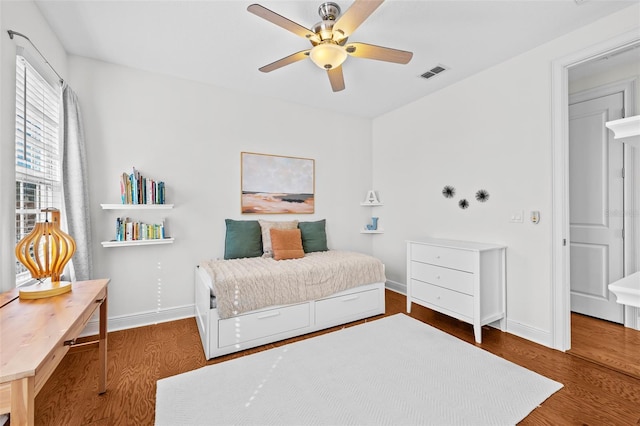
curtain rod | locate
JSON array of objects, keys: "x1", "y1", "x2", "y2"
[{"x1": 7, "y1": 30, "x2": 64, "y2": 84}]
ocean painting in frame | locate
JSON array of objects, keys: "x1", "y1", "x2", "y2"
[{"x1": 241, "y1": 152, "x2": 315, "y2": 214}]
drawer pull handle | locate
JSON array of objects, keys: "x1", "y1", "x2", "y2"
[
  {"x1": 95, "y1": 298, "x2": 106, "y2": 304},
  {"x1": 341, "y1": 296, "x2": 359, "y2": 302},
  {"x1": 64, "y1": 338, "x2": 76, "y2": 346},
  {"x1": 257, "y1": 311, "x2": 281, "y2": 320},
  {"x1": 436, "y1": 276, "x2": 441, "y2": 280}
]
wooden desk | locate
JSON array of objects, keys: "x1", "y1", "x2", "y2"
[{"x1": 0, "y1": 279, "x2": 109, "y2": 425}]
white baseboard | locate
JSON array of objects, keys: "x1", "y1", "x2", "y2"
[
  {"x1": 80, "y1": 304, "x2": 195, "y2": 337},
  {"x1": 506, "y1": 319, "x2": 553, "y2": 348},
  {"x1": 385, "y1": 280, "x2": 406, "y2": 295}
]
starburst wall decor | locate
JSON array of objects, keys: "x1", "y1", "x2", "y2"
[
  {"x1": 442, "y1": 185, "x2": 455, "y2": 198},
  {"x1": 442, "y1": 186, "x2": 491, "y2": 210},
  {"x1": 475, "y1": 189, "x2": 490, "y2": 202}
]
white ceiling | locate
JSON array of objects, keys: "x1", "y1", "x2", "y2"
[{"x1": 34, "y1": 0, "x2": 638, "y2": 118}]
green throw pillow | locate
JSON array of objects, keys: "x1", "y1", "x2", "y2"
[
  {"x1": 298, "y1": 219, "x2": 328, "y2": 253},
  {"x1": 224, "y1": 219, "x2": 263, "y2": 259}
]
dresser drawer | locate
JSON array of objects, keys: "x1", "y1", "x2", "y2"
[
  {"x1": 410, "y1": 261, "x2": 474, "y2": 295},
  {"x1": 316, "y1": 288, "x2": 381, "y2": 325},
  {"x1": 218, "y1": 303, "x2": 310, "y2": 348},
  {"x1": 410, "y1": 244, "x2": 475, "y2": 272},
  {"x1": 410, "y1": 279, "x2": 473, "y2": 318}
]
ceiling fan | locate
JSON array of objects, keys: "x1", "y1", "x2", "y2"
[{"x1": 247, "y1": 0, "x2": 413, "y2": 92}]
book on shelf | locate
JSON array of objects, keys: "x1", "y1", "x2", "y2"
[
  {"x1": 120, "y1": 167, "x2": 166, "y2": 205},
  {"x1": 115, "y1": 217, "x2": 167, "y2": 242}
]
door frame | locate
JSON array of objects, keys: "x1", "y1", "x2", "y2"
[{"x1": 551, "y1": 30, "x2": 640, "y2": 351}]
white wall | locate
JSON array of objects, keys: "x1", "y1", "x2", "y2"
[
  {"x1": 67, "y1": 55, "x2": 373, "y2": 329},
  {"x1": 372, "y1": 4, "x2": 640, "y2": 346},
  {"x1": 0, "y1": 1, "x2": 68, "y2": 292}
]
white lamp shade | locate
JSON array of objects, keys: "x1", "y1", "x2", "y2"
[{"x1": 309, "y1": 43, "x2": 347, "y2": 70}]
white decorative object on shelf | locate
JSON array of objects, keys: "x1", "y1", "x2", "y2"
[
  {"x1": 101, "y1": 238, "x2": 175, "y2": 248},
  {"x1": 605, "y1": 115, "x2": 640, "y2": 147},
  {"x1": 361, "y1": 190, "x2": 381, "y2": 205},
  {"x1": 101, "y1": 204, "x2": 174, "y2": 210}
]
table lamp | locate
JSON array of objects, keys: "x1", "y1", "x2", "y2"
[{"x1": 15, "y1": 208, "x2": 76, "y2": 299}]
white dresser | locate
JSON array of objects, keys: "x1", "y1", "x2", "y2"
[{"x1": 406, "y1": 238, "x2": 506, "y2": 343}]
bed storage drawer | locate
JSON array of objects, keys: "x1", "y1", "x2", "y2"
[
  {"x1": 218, "y1": 302, "x2": 310, "y2": 348},
  {"x1": 315, "y1": 288, "x2": 381, "y2": 325}
]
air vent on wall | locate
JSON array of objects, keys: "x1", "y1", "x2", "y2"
[{"x1": 420, "y1": 65, "x2": 448, "y2": 80}]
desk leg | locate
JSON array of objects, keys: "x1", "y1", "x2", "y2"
[
  {"x1": 10, "y1": 376, "x2": 34, "y2": 426},
  {"x1": 98, "y1": 291, "x2": 108, "y2": 394}
]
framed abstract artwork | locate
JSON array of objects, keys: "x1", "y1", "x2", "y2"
[{"x1": 241, "y1": 152, "x2": 315, "y2": 214}]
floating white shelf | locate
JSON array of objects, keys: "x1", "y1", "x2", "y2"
[
  {"x1": 101, "y1": 238, "x2": 175, "y2": 248},
  {"x1": 360, "y1": 202, "x2": 384, "y2": 206},
  {"x1": 101, "y1": 204, "x2": 174, "y2": 210},
  {"x1": 360, "y1": 229, "x2": 384, "y2": 234}
]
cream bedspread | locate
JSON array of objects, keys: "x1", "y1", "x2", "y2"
[{"x1": 199, "y1": 250, "x2": 386, "y2": 319}]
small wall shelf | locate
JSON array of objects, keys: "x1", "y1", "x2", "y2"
[
  {"x1": 360, "y1": 229, "x2": 384, "y2": 234},
  {"x1": 101, "y1": 204, "x2": 174, "y2": 210},
  {"x1": 101, "y1": 238, "x2": 175, "y2": 248},
  {"x1": 360, "y1": 202, "x2": 383, "y2": 206}
]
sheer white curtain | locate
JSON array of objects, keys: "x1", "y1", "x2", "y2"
[{"x1": 60, "y1": 83, "x2": 93, "y2": 281}]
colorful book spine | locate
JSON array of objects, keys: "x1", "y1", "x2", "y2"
[
  {"x1": 120, "y1": 167, "x2": 166, "y2": 205},
  {"x1": 114, "y1": 217, "x2": 167, "y2": 241}
]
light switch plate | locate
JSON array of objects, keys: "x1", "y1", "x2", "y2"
[{"x1": 510, "y1": 210, "x2": 524, "y2": 223}]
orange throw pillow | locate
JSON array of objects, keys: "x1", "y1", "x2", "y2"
[{"x1": 270, "y1": 228, "x2": 305, "y2": 260}]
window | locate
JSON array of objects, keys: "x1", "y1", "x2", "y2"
[{"x1": 15, "y1": 54, "x2": 61, "y2": 285}]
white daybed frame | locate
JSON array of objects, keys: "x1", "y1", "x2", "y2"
[{"x1": 194, "y1": 265, "x2": 386, "y2": 359}]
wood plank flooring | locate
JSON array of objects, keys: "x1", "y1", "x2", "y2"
[
  {"x1": 570, "y1": 312, "x2": 640, "y2": 379},
  {"x1": 28, "y1": 290, "x2": 640, "y2": 425}
]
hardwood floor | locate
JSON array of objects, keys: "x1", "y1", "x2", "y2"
[
  {"x1": 28, "y1": 290, "x2": 640, "y2": 425},
  {"x1": 569, "y1": 312, "x2": 640, "y2": 379}
]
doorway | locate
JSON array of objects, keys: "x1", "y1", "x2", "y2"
[
  {"x1": 565, "y1": 45, "x2": 640, "y2": 376},
  {"x1": 550, "y1": 33, "x2": 640, "y2": 353}
]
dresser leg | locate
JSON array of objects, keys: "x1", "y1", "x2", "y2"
[{"x1": 474, "y1": 324, "x2": 482, "y2": 344}]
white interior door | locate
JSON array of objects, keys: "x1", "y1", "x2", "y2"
[{"x1": 569, "y1": 91, "x2": 624, "y2": 324}]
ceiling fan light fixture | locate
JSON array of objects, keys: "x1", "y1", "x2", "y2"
[{"x1": 309, "y1": 42, "x2": 347, "y2": 70}]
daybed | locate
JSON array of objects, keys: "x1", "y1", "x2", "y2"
[{"x1": 194, "y1": 250, "x2": 386, "y2": 359}]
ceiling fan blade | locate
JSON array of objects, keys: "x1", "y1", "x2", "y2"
[
  {"x1": 327, "y1": 66, "x2": 345, "y2": 92},
  {"x1": 345, "y1": 42, "x2": 413, "y2": 64},
  {"x1": 259, "y1": 50, "x2": 310, "y2": 73},
  {"x1": 333, "y1": 0, "x2": 384, "y2": 41},
  {"x1": 248, "y1": 4, "x2": 319, "y2": 43}
]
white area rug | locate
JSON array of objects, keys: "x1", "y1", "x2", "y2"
[{"x1": 156, "y1": 314, "x2": 562, "y2": 425}]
